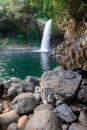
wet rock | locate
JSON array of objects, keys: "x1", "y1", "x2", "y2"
[
  {"x1": 0, "y1": 110, "x2": 20, "y2": 130},
  {"x1": 7, "y1": 123, "x2": 18, "y2": 130},
  {"x1": 77, "y1": 86, "x2": 87, "y2": 102},
  {"x1": 79, "y1": 110, "x2": 87, "y2": 127},
  {"x1": 18, "y1": 115, "x2": 28, "y2": 130},
  {"x1": 12, "y1": 93, "x2": 37, "y2": 114},
  {"x1": 53, "y1": 104, "x2": 77, "y2": 123},
  {"x1": 0, "y1": 81, "x2": 4, "y2": 98},
  {"x1": 34, "y1": 103, "x2": 54, "y2": 113},
  {"x1": 25, "y1": 76, "x2": 39, "y2": 86},
  {"x1": 25, "y1": 109, "x2": 62, "y2": 130},
  {"x1": 68, "y1": 123, "x2": 87, "y2": 130},
  {"x1": 41, "y1": 66, "x2": 81, "y2": 104}
]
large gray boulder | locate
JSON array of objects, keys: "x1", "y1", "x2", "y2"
[
  {"x1": 41, "y1": 66, "x2": 82, "y2": 104},
  {"x1": 53, "y1": 104, "x2": 77, "y2": 123},
  {"x1": 68, "y1": 123, "x2": 87, "y2": 130},
  {"x1": 25, "y1": 109, "x2": 62, "y2": 130},
  {"x1": 12, "y1": 93, "x2": 37, "y2": 114}
]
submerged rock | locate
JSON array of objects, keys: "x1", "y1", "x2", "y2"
[
  {"x1": 12, "y1": 93, "x2": 37, "y2": 114},
  {"x1": 25, "y1": 109, "x2": 62, "y2": 130}
]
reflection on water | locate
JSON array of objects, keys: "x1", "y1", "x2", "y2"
[
  {"x1": 40, "y1": 52, "x2": 49, "y2": 71},
  {"x1": 0, "y1": 51, "x2": 59, "y2": 80}
]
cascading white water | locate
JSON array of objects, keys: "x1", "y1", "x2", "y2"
[{"x1": 40, "y1": 19, "x2": 52, "y2": 52}]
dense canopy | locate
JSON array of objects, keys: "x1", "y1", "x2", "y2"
[{"x1": 0, "y1": 0, "x2": 86, "y2": 43}]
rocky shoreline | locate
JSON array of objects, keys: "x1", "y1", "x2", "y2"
[{"x1": 0, "y1": 66, "x2": 87, "y2": 130}]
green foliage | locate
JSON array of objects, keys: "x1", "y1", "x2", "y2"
[
  {"x1": 0, "y1": 0, "x2": 86, "y2": 45},
  {"x1": 54, "y1": 0, "x2": 87, "y2": 22}
]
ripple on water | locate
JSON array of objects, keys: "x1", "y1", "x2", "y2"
[{"x1": 0, "y1": 52, "x2": 59, "y2": 80}]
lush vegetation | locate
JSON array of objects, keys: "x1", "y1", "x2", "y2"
[{"x1": 0, "y1": 0, "x2": 86, "y2": 45}]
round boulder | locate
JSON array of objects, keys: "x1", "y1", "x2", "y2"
[
  {"x1": 25, "y1": 109, "x2": 62, "y2": 130},
  {"x1": 12, "y1": 93, "x2": 37, "y2": 114}
]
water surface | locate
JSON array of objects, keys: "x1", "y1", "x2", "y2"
[{"x1": 0, "y1": 51, "x2": 59, "y2": 80}]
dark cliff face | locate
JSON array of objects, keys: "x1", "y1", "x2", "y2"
[{"x1": 50, "y1": 31, "x2": 64, "y2": 48}]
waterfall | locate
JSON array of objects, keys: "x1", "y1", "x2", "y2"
[{"x1": 40, "y1": 19, "x2": 52, "y2": 52}]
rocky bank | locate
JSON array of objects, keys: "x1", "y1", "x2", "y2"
[{"x1": 0, "y1": 66, "x2": 87, "y2": 130}]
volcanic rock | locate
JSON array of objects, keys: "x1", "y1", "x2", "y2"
[{"x1": 41, "y1": 66, "x2": 82, "y2": 104}]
